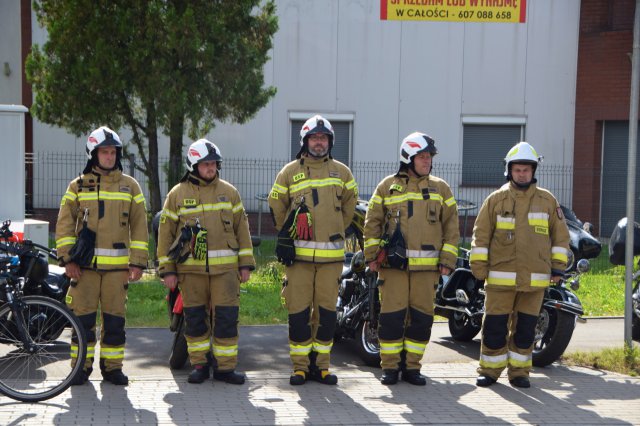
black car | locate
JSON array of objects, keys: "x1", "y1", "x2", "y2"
[{"x1": 561, "y1": 205, "x2": 602, "y2": 270}]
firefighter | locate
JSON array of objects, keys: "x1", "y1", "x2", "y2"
[
  {"x1": 157, "y1": 139, "x2": 255, "y2": 385},
  {"x1": 470, "y1": 142, "x2": 570, "y2": 388},
  {"x1": 269, "y1": 115, "x2": 358, "y2": 385},
  {"x1": 56, "y1": 126, "x2": 149, "y2": 386},
  {"x1": 363, "y1": 132, "x2": 459, "y2": 386}
]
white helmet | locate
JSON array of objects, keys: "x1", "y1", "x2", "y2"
[
  {"x1": 85, "y1": 126, "x2": 122, "y2": 159},
  {"x1": 503, "y1": 142, "x2": 542, "y2": 177},
  {"x1": 186, "y1": 139, "x2": 222, "y2": 172},
  {"x1": 297, "y1": 115, "x2": 334, "y2": 158},
  {"x1": 399, "y1": 132, "x2": 437, "y2": 165}
]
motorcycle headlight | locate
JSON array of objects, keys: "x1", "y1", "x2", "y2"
[{"x1": 350, "y1": 251, "x2": 366, "y2": 273}]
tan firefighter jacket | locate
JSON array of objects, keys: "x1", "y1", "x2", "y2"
[
  {"x1": 55, "y1": 168, "x2": 149, "y2": 270},
  {"x1": 269, "y1": 156, "x2": 358, "y2": 263},
  {"x1": 363, "y1": 172, "x2": 460, "y2": 271},
  {"x1": 470, "y1": 182, "x2": 570, "y2": 291},
  {"x1": 157, "y1": 173, "x2": 255, "y2": 276}
]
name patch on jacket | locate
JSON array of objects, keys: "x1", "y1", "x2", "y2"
[
  {"x1": 119, "y1": 186, "x2": 131, "y2": 193},
  {"x1": 329, "y1": 171, "x2": 340, "y2": 178},
  {"x1": 183, "y1": 199, "x2": 197, "y2": 207},
  {"x1": 390, "y1": 184, "x2": 403, "y2": 193},
  {"x1": 534, "y1": 226, "x2": 549, "y2": 235},
  {"x1": 217, "y1": 195, "x2": 228, "y2": 202},
  {"x1": 293, "y1": 172, "x2": 305, "y2": 182}
]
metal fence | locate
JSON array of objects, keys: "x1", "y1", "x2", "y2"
[{"x1": 30, "y1": 152, "x2": 576, "y2": 215}]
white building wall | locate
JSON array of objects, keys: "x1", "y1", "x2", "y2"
[{"x1": 0, "y1": 1, "x2": 22, "y2": 104}]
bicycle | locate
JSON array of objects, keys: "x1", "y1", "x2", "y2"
[{"x1": 0, "y1": 226, "x2": 87, "y2": 402}]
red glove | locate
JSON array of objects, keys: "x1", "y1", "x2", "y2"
[{"x1": 296, "y1": 212, "x2": 313, "y2": 240}]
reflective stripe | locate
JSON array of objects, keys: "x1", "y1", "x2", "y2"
[
  {"x1": 384, "y1": 192, "x2": 427, "y2": 206},
  {"x1": 187, "y1": 340, "x2": 210, "y2": 353},
  {"x1": 312, "y1": 342, "x2": 333, "y2": 354},
  {"x1": 94, "y1": 255, "x2": 129, "y2": 266},
  {"x1": 62, "y1": 191, "x2": 77, "y2": 203},
  {"x1": 294, "y1": 240, "x2": 345, "y2": 260},
  {"x1": 162, "y1": 209, "x2": 179, "y2": 221},
  {"x1": 370, "y1": 194, "x2": 383, "y2": 204},
  {"x1": 290, "y1": 343, "x2": 312, "y2": 356},
  {"x1": 179, "y1": 202, "x2": 232, "y2": 216},
  {"x1": 470, "y1": 247, "x2": 488, "y2": 262},
  {"x1": 78, "y1": 191, "x2": 133, "y2": 202},
  {"x1": 71, "y1": 344, "x2": 95, "y2": 359},
  {"x1": 158, "y1": 256, "x2": 172, "y2": 266},
  {"x1": 445, "y1": 197, "x2": 457, "y2": 207},
  {"x1": 232, "y1": 202, "x2": 244, "y2": 213},
  {"x1": 238, "y1": 248, "x2": 253, "y2": 257},
  {"x1": 100, "y1": 347, "x2": 124, "y2": 360},
  {"x1": 183, "y1": 254, "x2": 239, "y2": 266},
  {"x1": 441, "y1": 243, "x2": 458, "y2": 257},
  {"x1": 130, "y1": 240, "x2": 149, "y2": 251},
  {"x1": 480, "y1": 353, "x2": 508, "y2": 369},
  {"x1": 345, "y1": 179, "x2": 358, "y2": 191},
  {"x1": 364, "y1": 238, "x2": 381, "y2": 249},
  {"x1": 56, "y1": 236, "x2": 77, "y2": 248},
  {"x1": 508, "y1": 350, "x2": 532, "y2": 368},
  {"x1": 527, "y1": 212, "x2": 549, "y2": 227},
  {"x1": 531, "y1": 273, "x2": 551, "y2": 287},
  {"x1": 133, "y1": 193, "x2": 145, "y2": 204},
  {"x1": 496, "y1": 215, "x2": 515, "y2": 230},
  {"x1": 295, "y1": 240, "x2": 344, "y2": 250},
  {"x1": 272, "y1": 183, "x2": 288, "y2": 194},
  {"x1": 406, "y1": 249, "x2": 439, "y2": 266},
  {"x1": 487, "y1": 271, "x2": 517, "y2": 286},
  {"x1": 213, "y1": 344, "x2": 238, "y2": 357},
  {"x1": 95, "y1": 248, "x2": 129, "y2": 257},
  {"x1": 380, "y1": 341, "x2": 403, "y2": 354},
  {"x1": 290, "y1": 177, "x2": 344, "y2": 195},
  {"x1": 552, "y1": 246, "x2": 568, "y2": 262},
  {"x1": 404, "y1": 339, "x2": 427, "y2": 355}
]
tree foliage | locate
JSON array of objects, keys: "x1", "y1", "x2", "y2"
[{"x1": 27, "y1": 0, "x2": 278, "y2": 213}]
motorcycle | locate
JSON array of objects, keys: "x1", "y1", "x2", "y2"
[
  {"x1": 0, "y1": 219, "x2": 71, "y2": 341},
  {"x1": 434, "y1": 248, "x2": 590, "y2": 367},
  {"x1": 608, "y1": 217, "x2": 640, "y2": 340},
  {"x1": 561, "y1": 205, "x2": 601, "y2": 271}
]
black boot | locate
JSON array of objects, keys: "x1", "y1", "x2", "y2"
[
  {"x1": 70, "y1": 367, "x2": 93, "y2": 386},
  {"x1": 309, "y1": 368, "x2": 338, "y2": 385},
  {"x1": 213, "y1": 370, "x2": 246, "y2": 385},
  {"x1": 101, "y1": 369, "x2": 129, "y2": 386},
  {"x1": 476, "y1": 375, "x2": 497, "y2": 387},
  {"x1": 188, "y1": 365, "x2": 211, "y2": 384},
  {"x1": 380, "y1": 369, "x2": 400, "y2": 385},
  {"x1": 509, "y1": 376, "x2": 531, "y2": 388},
  {"x1": 401, "y1": 369, "x2": 427, "y2": 386},
  {"x1": 289, "y1": 370, "x2": 307, "y2": 386}
]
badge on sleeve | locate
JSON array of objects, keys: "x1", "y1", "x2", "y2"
[{"x1": 556, "y1": 207, "x2": 564, "y2": 220}]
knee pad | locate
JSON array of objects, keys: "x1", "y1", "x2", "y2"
[
  {"x1": 315, "y1": 306, "x2": 337, "y2": 341},
  {"x1": 75, "y1": 312, "x2": 97, "y2": 343},
  {"x1": 405, "y1": 308, "x2": 434, "y2": 342},
  {"x1": 102, "y1": 312, "x2": 126, "y2": 346},
  {"x1": 288, "y1": 307, "x2": 311, "y2": 342},
  {"x1": 183, "y1": 305, "x2": 209, "y2": 337},
  {"x1": 213, "y1": 305, "x2": 239, "y2": 339},
  {"x1": 482, "y1": 314, "x2": 509, "y2": 350},
  {"x1": 378, "y1": 309, "x2": 406, "y2": 341},
  {"x1": 514, "y1": 311, "x2": 538, "y2": 349}
]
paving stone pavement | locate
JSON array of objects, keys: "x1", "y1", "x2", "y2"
[{"x1": 1, "y1": 362, "x2": 640, "y2": 425}]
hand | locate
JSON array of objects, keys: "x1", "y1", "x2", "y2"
[
  {"x1": 163, "y1": 274, "x2": 178, "y2": 290},
  {"x1": 239, "y1": 267, "x2": 251, "y2": 283},
  {"x1": 64, "y1": 262, "x2": 82, "y2": 280},
  {"x1": 129, "y1": 266, "x2": 143, "y2": 282},
  {"x1": 439, "y1": 265, "x2": 452, "y2": 276},
  {"x1": 368, "y1": 261, "x2": 379, "y2": 272}
]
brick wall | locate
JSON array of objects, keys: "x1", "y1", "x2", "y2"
[{"x1": 574, "y1": 0, "x2": 636, "y2": 232}]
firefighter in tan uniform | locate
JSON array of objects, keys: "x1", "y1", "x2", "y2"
[
  {"x1": 364, "y1": 132, "x2": 459, "y2": 386},
  {"x1": 269, "y1": 115, "x2": 357, "y2": 386},
  {"x1": 157, "y1": 139, "x2": 255, "y2": 385},
  {"x1": 470, "y1": 142, "x2": 569, "y2": 389},
  {"x1": 56, "y1": 126, "x2": 149, "y2": 386}
]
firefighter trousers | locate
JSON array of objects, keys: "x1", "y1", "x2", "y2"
[
  {"x1": 478, "y1": 287, "x2": 545, "y2": 380},
  {"x1": 179, "y1": 270, "x2": 240, "y2": 372},
  {"x1": 283, "y1": 261, "x2": 341, "y2": 372},
  {"x1": 66, "y1": 269, "x2": 128, "y2": 372},
  {"x1": 377, "y1": 269, "x2": 437, "y2": 371}
]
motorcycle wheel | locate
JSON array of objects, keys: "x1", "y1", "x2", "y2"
[
  {"x1": 448, "y1": 312, "x2": 481, "y2": 342},
  {"x1": 632, "y1": 287, "x2": 640, "y2": 341},
  {"x1": 532, "y1": 306, "x2": 575, "y2": 367},
  {"x1": 355, "y1": 320, "x2": 381, "y2": 368},
  {"x1": 169, "y1": 315, "x2": 189, "y2": 370}
]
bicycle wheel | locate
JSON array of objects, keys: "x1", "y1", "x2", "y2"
[{"x1": 0, "y1": 296, "x2": 87, "y2": 402}]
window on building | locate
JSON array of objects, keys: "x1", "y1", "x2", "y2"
[
  {"x1": 290, "y1": 114, "x2": 353, "y2": 166},
  {"x1": 461, "y1": 120, "x2": 525, "y2": 187}
]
